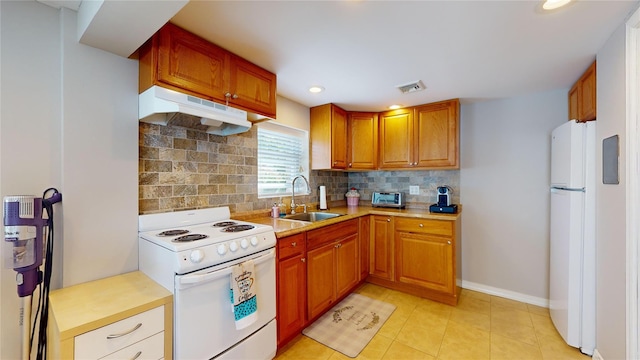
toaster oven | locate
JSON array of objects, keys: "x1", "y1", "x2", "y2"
[{"x1": 371, "y1": 192, "x2": 406, "y2": 208}]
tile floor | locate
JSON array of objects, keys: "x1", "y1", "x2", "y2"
[{"x1": 275, "y1": 283, "x2": 591, "y2": 360}]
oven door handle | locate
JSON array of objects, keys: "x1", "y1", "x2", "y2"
[{"x1": 178, "y1": 249, "x2": 275, "y2": 286}]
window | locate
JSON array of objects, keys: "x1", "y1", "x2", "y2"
[{"x1": 257, "y1": 122, "x2": 309, "y2": 198}]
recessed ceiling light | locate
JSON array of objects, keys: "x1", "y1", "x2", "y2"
[
  {"x1": 309, "y1": 86, "x2": 324, "y2": 93},
  {"x1": 542, "y1": 0, "x2": 571, "y2": 10},
  {"x1": 389, "y1": 104, "x2": 402, "y2": 110}
]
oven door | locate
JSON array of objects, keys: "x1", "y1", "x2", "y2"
[{"x1": 174, "y1": 248, "x2": 276, "y2": 360}]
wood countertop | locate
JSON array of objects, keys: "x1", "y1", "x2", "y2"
[{"x1": 243, "y1": 205, "x2": 461, "y2": 238}]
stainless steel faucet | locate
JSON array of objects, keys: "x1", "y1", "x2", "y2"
[{"x1": 290, "y1": 175, "x2": 310, "y2": 214}]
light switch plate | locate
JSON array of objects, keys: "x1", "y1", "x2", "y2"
[{"x1": 409, "y1": 185, "x2": 419, "y2": 195}]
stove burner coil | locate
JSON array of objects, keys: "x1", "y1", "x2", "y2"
[
  {"x1": 158, "y1": 229, "x2": 189, "y2": 236},
  {"x1": 221, "y1": 224, "x2": 255, "y2": 233},
  {"x1": 172, "y1": 234, "x2": 209, "y2": 242},
  {"x1": 213, "y1": 221, "x2": 238, "y2": 227}
]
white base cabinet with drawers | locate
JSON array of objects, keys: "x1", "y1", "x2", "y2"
[{"x1": 48, "y1": 271, "x2": 173, "y2": 360}]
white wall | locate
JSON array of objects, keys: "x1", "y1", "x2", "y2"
[
  {"x1": 460, "y1": 89, "x2": 567, "y2": 304},
  {"x1": 594, "y1": 22, "x2": 627, "y2": 359},
  {"x1": 275, "y1": 96, "x2": 311, "y2": 131},
  {"x1": 0, "y1": 3, "x2": 138, "y2": 358}
]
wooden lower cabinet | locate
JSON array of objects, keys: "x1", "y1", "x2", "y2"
[
  {"x1": 276, "y1": 233, "x2": 307, "y2": 347},
  {"x1": 369, "y1": 215, "x2": 393, "y2": 281},
  {"x1": 368, "y1": 216, "x2": 461, "y2": 306},
  {"x1": 307, "y1": 219, "x2": 359, "y2": 320},
  {"x1": 359, "y1": 216, "x2": 370, "y2": 280}
]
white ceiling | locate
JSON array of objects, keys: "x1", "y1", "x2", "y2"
[{"x1": 169, "y1": 0, "x2": 638, "y2": 112}]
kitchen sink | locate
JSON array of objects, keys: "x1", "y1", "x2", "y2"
[{"x1": 284, "y1": 212, "x2": 344, "y2": 222}]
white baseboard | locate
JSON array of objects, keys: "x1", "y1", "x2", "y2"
[
  {"x1": 461, "y1": 280, "x2": 549, "y2": 308},
  {"x1": 591, "y1": 348, "x2": 604, "y2": 360}
]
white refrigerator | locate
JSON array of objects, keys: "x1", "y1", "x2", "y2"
[{"x1": 549, "y1": 120, "x2": 596, "y2": 355}]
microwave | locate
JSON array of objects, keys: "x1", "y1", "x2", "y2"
[{"x1": 371, "y1": 192, "x2": 406, "y2": 208}]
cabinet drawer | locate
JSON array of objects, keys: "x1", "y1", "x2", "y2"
[
  {"x1": 394, "y1": 218, "x2": 453, "y2": 236},
  {"x1": 307, "y1": 219, "x2": 358, "y2": 249},
  {"x1": 75, "y1": 306, "x2": 164, "y2": 359},
  {"x1": 278, "y1": 233, "x2": 306, "y2": 259},
  {"x1": 99, "y1": 331, "x2": 164, "y2": 360}
]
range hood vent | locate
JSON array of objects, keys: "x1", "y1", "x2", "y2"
[
  {"x1": 396, "y1": 80, "x2": 427, "y2": 94},
  {"x1": 139, "y1": 86, "x2": 252, "y2": 136}
]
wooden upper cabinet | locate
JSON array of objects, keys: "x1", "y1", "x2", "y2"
[
  {"x1": 568, "y1": 60, "x2": 596, "y2": 122},
  {"x1": 378, "y1": 108, "x2": 414, "y2": 169},
  {"x1": 228, "y1": 54, "x2": 277, "y2": 118},
  {"x1": 413, "y1": 99, "x2": 459, "y2": 169},
  {"x1": 310, "y1": 104, "x2": 348, "y2": 170},
  {"x1": 347, "y1": 112, "x2": 378, "y2": 170},
  {"x1": 138, "y1": 23, "x2": 277, "y2": 118}
]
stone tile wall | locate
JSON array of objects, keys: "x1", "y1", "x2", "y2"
[{"x1": 139, "y1": 123, "x2": 460, "y2": 215}]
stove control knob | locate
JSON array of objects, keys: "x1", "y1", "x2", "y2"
[
  {"x1": 250, "y1": 236, "x2": 259, "y2": 246},
  {"x1": 240, "y1": 238, "x2": 249, "y2": 249},
  {"x1": 217, "y1": 244, "x2": 227, "y2": 255},
  {"x1": 229, "y1": 241, "x2": 239, "y2": 252},
  {"x1": 190, "y1": 250, "x2": 205, "y2": 263}
]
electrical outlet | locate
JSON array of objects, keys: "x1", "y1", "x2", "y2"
[{"x1": 409, "y1": 185, "x2": 419, "y2": 195}]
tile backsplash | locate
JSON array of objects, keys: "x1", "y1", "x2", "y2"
[{"x1": 139, "y1": 123, "x2": 460, "y2": 215}]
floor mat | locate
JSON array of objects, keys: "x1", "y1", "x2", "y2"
[{"x1": 302, "y1": 293, "x2": 396, "y2": 358}]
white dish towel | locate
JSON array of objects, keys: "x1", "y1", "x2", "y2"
[{"x1": 230, "y1": 259, "x2": 258, "y2": 330}]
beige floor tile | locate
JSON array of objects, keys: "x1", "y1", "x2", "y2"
[
  {"x1": 409, "y1": 306, "x2": 450, "y2": 334},
  {"x1": 275, "y1": 335, "x2": 335, "y2": 360},
  {"x1": 461, "y1": 288, "x2": 492, "y2": 302},
  {"x1": 491, "y1": 295, "x2": 529, "y2": 311},
  {"x1": 327, "y1": 334, "x2": 394, "y2": 360},
  {"x1": 491, "y1": 333, "x2": 543, "y2": 360},
  {"x1": 491, "y1": 303, "x2": 533, "y2": 327},
  {"x1": 438, "y1": 321, "x2": 491, "y2": 360},
  {"x1": 449, "y1": 307, "x2": 491, "y2": 332},
  {"x1": 491, "y1": 316, "x2": 538, "y2": 346},
  {"x1": 538, "y1": 336, "x2": 591, "y2": 360},
  {"x1": 356, "y1": 283, "x2": 392, "y2": 301},
  {"x1": 527, "y1": 303, "x2": 550, "y2": 317},
  {"x1": 394, "y1": 320, "x2": 445, "y2": 356},
  {"x1": 456, "y1": 294, "x2": 491, "y2": 315},
  {"x1": 381, "y1": 340, "x2": 436, "y2": 360},
  {"x1": 377, "y1": 312, "x2": 408, "y2": 339},
  {"x1": 383, "y1": 290, "x2": 423, "y2": 309},
  {"x1": 530, "y1": 313, "x2": 563, "y2": 340},
  {"x1": 415, "y1": 298, "x2": 454, "y2": 318}
]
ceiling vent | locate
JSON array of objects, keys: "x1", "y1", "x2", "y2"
[{"x1": 396, "y1": 80, "x2": 426, "y2": 94}]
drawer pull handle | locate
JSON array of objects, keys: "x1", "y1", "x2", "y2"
[
  {"x1": 419, "y1": 224, "x2": 424, "y2": 228},
  {"x1": 106, "y1": 323, "x2": 142, "y2": 339},
  {"x1": 447, "y1": 241, "x2": 452, "y2": 245},
  {"x1": 130, "y1": 351, "x2": 142, "y2": 360},
  {"x1": 386, "y1": 218, "x2": 390, "y2": 222},
  {"x1": 301, "y1": 258, "x2": 306, "y2": 263},
  {"x1": 291, "y1": 242, "x2": 297, "y2": 247}
]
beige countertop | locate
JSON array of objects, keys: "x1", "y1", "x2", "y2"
[{"x1": 243, "y1": 205, "x2": 461, "y2": 238}]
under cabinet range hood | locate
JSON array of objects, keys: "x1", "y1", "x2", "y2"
[{"x1": 139, "y1": 86, "x2": 252, "y2": 136}]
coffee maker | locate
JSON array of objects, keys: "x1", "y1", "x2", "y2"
[
  {"x1": 430, "y1": 186, "x2": 457, "y2": 213},
  {"x1": 437, "y1": 186, "x2": 452, "y2": 206}
]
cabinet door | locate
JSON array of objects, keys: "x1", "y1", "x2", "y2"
[
  {"x1": 277, "y1": 254, "x2": 306, "y2": 346},
  {"x1": 331, "y1": 105, "x2": 348, "y2": 169},
  {"x1": 310, "y1": 104, "x2": 347, "y2": 170},
  {"x1": 347, "y1": 112, "x2": 378, "y2": 170},
  {"x1": 307, "y1": 243, "x2": 337, "y2": 320},
  {"x1": 228, "y1": 55, "x2": 277, "y2": 118},
  {"x1": 157, "y1": 23, "x2": 228, "y2": 101},
  {"x1": 369, "y1": 216, "x2": 393, "y2": 280},
  {"x1": 379, "y1": 109, "x2": 413, "y2": 169},
  {"x1": 336, "y1": 234, "x2": 359, "y2": 298},
  {"x1": 395, "y1": 231, "x2": 454, "y2": 294},
  {"x1": 579, "y1": 61, "x2": 596, "y2": 121},
  {"x1": 568, "y1": 84, "x2": 579, "y2": 121},
  {"x1": 413, "y1": 100, "x2": 459, "y2": 169},
  {"x1": 359, "y1": 216, "x2": 371, "y2": 280}
]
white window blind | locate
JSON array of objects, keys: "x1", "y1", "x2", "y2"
[{"x1": 257, "y1": 122, "x2": 309, "y2": 198}]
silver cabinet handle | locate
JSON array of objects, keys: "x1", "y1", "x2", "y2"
[
  {"x1": 419, "y1": 223, "x2": 424, "y2": 228},
  {"x1": 387, "y1": 218, "x2": 391, "y2": 222},
  {"x1": 291, "y1": 242, "x2": 297, "y2": 247},
  {"x1": 301, "y1": 258, "x2": 306, "y2": 262},
  {"x1": 106, "y1": 323, "x2": 142, "y2": 339},
  {"x1": 232, "y1": 94, "x2": 239, "y2": 99},
  {"x1": 447, "y1": 241, "x2": 452, "y2": 245},
  {"x1": 130, "y1": 351, "x2": 142, "y2": 360}
]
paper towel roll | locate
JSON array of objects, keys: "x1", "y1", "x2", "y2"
[{"x1": 319, "y1": 186, "x2": 328, "y2": 210}]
